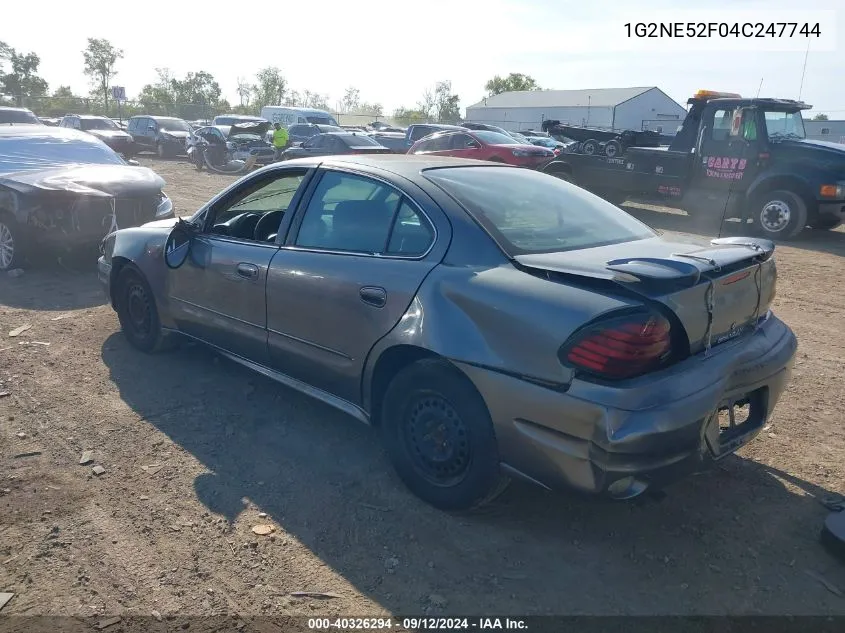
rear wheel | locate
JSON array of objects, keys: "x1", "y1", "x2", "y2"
[
  {"x1": 0, "y1": 214, "x2": 24, "y2": 272},
  {"x1": 380, "y1": 359, "x2": 509, "y2": 512},
  {"x1": 156, "y1": 142, "x2": 167, "y2": 159},
  {"x1": 809, "y1": 215, "x2": 843, "y2": 230},
  {"x1": 582, "y1": 139, "x2": 599, "y2": 155},
  {"x1": 115, "y1": 267, "x2": 172, "y2": 353},
  {"x1": 752, "y1": 190, "x2": 808, "y2": 240},
  {"x1": 604, "y1": 140, "x2": 622, "y2": 158}
]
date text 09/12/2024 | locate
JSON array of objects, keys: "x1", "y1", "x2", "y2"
[{"x1": 308, "y1": 617, "x2": 529, "y2": 630}]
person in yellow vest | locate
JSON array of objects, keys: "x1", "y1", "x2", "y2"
[{"x1": 272, "y1": 123, "x2": 289, "y2": 161}]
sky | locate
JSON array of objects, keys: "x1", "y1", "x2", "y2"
[{"x1": 2, "y1": 0, "x2": 843, "y2": 117}]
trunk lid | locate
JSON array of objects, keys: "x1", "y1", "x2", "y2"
[{"x1": 515, "y1": 235, "x2": 776, "y2": 355}]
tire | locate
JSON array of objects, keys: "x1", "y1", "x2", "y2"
[
  {"x1": 551, "y1": 170, "x2": 575, "y2": 184},
  {"x1": 752, "y1": 190, "x2": 808, "y2": 240},
  {"x1": 604, "y1": 140, "x2": 622, "y2": 158},
  {"x1": 380, "y1": 358, "x2": 509, "y2": 512},
  {"x1": 582, "y1": 139, "x2": 599, "y2": 155},
  {"x1": 0, "y1": 213, "x2": 25, "y2": 272},
  {"x1": 809, "y1": 215, "x2": 843, "y2": 230},
  {"x1": 156, "y1": 142, "x2": 167, "y2": 159},
  {"x1": 114, "y1": 266, "x2": 172, "y2": 353}
]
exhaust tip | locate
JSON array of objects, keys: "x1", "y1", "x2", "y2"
[{"x1": 607, "y1": 476, "x2": 649, "y2": 500}]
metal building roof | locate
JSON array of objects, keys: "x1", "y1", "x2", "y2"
[{"x1": 466, "y1": 87, "x2": 657, "y2": 109}]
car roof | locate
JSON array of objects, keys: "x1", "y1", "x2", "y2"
[
  {"x1": 70, "y1": 114, "x2": 109, "y2": 119},
  {"x1": 0, "y1": 106, "x2": 34, "y2": 112},
  {"x1": 277, "y1": 154, "x2": 508, "y2": 177},
  {"x1": 0, "y1": 125, "x2": 103, "y2": 141}
]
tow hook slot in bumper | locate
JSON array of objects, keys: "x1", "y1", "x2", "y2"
[{"x1": 704, "y1": 387, "x2": 768, "y2": 458}]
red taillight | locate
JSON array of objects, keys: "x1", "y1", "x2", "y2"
[{"x1": 560, "y1": 313, "x2": 672, "y2": 380}]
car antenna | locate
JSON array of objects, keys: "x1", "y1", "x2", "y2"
[{"x1": 755, "y1": 78, "x2": 763, "y2": 98}]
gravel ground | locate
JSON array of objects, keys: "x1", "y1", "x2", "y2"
[{"x1": 1, "y1": 156, "x2": 844, "y2": 620}]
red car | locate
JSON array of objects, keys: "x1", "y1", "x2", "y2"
[{"x1": 407, "y1": 129, "x2": 555, "y2": 167}]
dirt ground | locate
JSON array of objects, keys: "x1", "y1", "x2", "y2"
[{"x1": 1, "y1": 156, "x2": 844, "y2": 621}]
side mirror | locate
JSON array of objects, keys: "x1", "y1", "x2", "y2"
[
  {"x1": 164, "y1": 219, "x2": 196, "y2": 269},
  {"x1": 126, "y1": 159, "x2": 140, "y2": 166},
  {"x1": 148, "y1": 125, "x2": 156, "y2": 131}
]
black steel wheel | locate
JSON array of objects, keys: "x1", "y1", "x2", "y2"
[
  {"x1": 381, "y1": 358, "x2": 509, "y2": 511},
  {"x1": 115, "y1": 267, "x2": 171, "y2": 353},
  {"x1": 582, "y1": 139, "x2": 599, "y2": 155}
]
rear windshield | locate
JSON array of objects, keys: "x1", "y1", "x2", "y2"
[
  {"x1": 425, "y1": 166, "x2": 654, "y2": 255},
  {"x1": 0, "y1": 134, "x2": 125, "y2": 174},
  {"x1": 0, "y1": 109, "x2": 40, "y2": 124},
  {"x1": 339, "y1": 134, "x2": 380, "y2": 147},
  {"x1": 158, "y1": 118, "x2": 191, "y2": 132}
]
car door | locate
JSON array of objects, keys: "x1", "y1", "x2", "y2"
[
  {"x1": 167, "y1": 166, "x2": 311, "y2": 363},
  {"x1": 447, "y1": 133, "x2": 485, "y2": 159},
  {"x1": 692, "y1": 105, "x2": 763, "y2": 197},
  {"x1": 265, "y1": 167, "x2": 449, "y2": 405}
]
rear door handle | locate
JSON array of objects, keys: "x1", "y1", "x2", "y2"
[
  {"x1": 236, "y1": 262, "x2": 259, "y2": 280},
  {"x1": 359, "y1": 286, "x2": 387, "y2": 308}
]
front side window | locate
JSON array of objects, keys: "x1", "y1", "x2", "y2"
[
  {"x1": 295, "y1": 171, "x2": 404, "y2": 254},
  {"x1": 711, "y1": 109, "x2": 736, "y2": 141},
  {"x1": 426, "y1": 166, "x2": 654, "y2": 255},
  {"x1": 209, "y1": 171, "x2": 306, "y2": 241}
]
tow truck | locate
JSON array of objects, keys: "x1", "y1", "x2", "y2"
[{"x1": 540, "y1": 90, "x2": 845, "y2": 239}]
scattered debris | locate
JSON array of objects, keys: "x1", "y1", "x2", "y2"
[
  {"x1": 8, "y1": 324, "x2": 32, "y2": 337},
  {"x1": 805, "y1": 569, "x2": 844, "y2": 598},
  {"x1": 258, "y1": 512, "x2": 267, "y2": 518},
  {"x1": 290, "y1": 592, "x2": 340, "y2": 600},
  {"x1": 79, "y1": 451, "x2": 94, "y2": 465},
  {"x1": 141, "y1": 464, "x2": 163, "y2": 476},
  {"x1": 139, "y1": 495, "x2": 150, "y2": 501},
  {"x1": 152, "y1": 610, "x2": 163, "y2": 622},
  {"x1": 252, "y1": 524, "x2": 276, "y2": 536},
  {"x1": 16, "y1": 432, "x2": 27, "y2": 439},
  {"x1": 7, "y1": 268, "x2": 24, "y2": 278},
  {"x1": 49, "y1": 314, "x2": 72, "y2": 321},
  {"x1": 170, "y1": 525, "x2": 182, "y2": 532},
  {"x1": 359, "y1": 503, "x2": 391, "y2": 512},
  {"x1": 92, "y1": 466, "x2": 106, "y2": 476},
  {"x1": 0, "y1": 391, "x2": 10, "y2": 398},
  {"x1": 428, "y1": 593, "x2": 448, "y2": 608},
  {"x1": 14, "y1": 451, "x2": 42, "y2": 459},
  {"x1": 0, "y1": 592, "x2": 13, "y2": 612},
  {"x1": 95, "y1": 616, "x2": 122, "y2": 630},
  {"x1": 762, "y1": 424, "x2": 772, "y2": 432},
  {"x1": 3, "y1": 555, "x2": 19, "y2": 564}
]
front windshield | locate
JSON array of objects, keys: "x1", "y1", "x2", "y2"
[
  {"x1": 763, "y1": 110, "x2": 806, "y2": 141},
  {"x1": 533, "y1": 137, "x2": 557, "y2": 148},
  {"x1": 80, "y1": 118, "x2": 119, "y2": 131},
  {"x1": 158, "y1": 119, "x2": 191, "y2": 132},
  {"x1": 307, "y1": 116, "x2": 339, "y2": 126},
  {"x1": 474, "y1": 130, "x2": 519, "y2": 145},
  {"x1": 426, "y1": 166, "x2": 655, "y2": 255}
]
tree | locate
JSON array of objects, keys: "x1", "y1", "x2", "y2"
[
  {"x1": 0, "y1": 45, "x2": 48, "y2": 102},
  {"x1": 253, "y1": 66, "x2": 286, "y2": 108},
  {"x1": 49, "y1": 85, "x2": 79, "y2": 115},
  {"x1": 484, "y1": 73, "x2": 541, "y2": 96},
  {"x1": 82, "y1": 38, "x2": 123, "y2": 111},
  {"x1": 812, "y1": 113, "x2": 829, "y2": 121},
  {"x1": 171, "y1": 71, "x2": 221, "y2": 105},
  {"x1": 393, "y1": 107, "x2": 428, "y2": 126},
  {"x1": 417, "y1": 81, "x2": 460, "y2": 124},
  {"x1": 236, "y1": 77, "x2": 254, "y2": 107},
  {"x1": 0, "y1": 41, "x2": 11, "y2": 74},
  {"x1": 341, "y1": 86, "x2": 360, "y2": 113}
]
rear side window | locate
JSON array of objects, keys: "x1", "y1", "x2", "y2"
[
  {"x1": 410, "y1": 126, "x2": 434, "y2": 142},
  {"x1": 426, "y1": 166, "x2": 654, "y2": 255},
  {"x1": 294, "y1": 171, "x2": 433, "y2": 256},
  {"x1": 339, "y1": 134, "x2": 379, "y2": 147}
]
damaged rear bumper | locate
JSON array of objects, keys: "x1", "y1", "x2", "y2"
[{"x1": 455, "y1": 313, "x2": 797, "y2": 497}]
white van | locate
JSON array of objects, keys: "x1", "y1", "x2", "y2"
[{"x1": 259, "y1": 106, "x2": 339, "y2": 128}]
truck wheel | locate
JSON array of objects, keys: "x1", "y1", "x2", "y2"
[
  {"x1": 752, "y1": 190, "x2": 808, "y2": 240},
  {"x1": 604, "y1": 140, "x2": 622, "y2": 158},
  {"x1": 809, "y1": 215, "x2": 842, "y2": 230},
  {"x1": 582, "y1": 139, "x2": 599, "y2": 155}
]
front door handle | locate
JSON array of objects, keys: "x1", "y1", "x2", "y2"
[
  {"x1": 359, "y1": 286, "x2": 387, "y2": 308},
  {"x1": 236, "y1": 262, "x2": 259, "y2": 280}
]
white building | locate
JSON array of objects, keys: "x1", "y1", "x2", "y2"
[
  {"x1": 804, "y1": 120, "x2": 845, "y2": 144},
  {"x1": 464, "y1": 86, "x2": 688, "y2": 133}
]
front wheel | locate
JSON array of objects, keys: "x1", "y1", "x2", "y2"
[
  {"x1": 115, "y1": 267, "x2": 172, "y2": 353},
  {"x1": 156, "y1": 142, "x2": 167, "y2": 159},
  {"x1": 0, "y1": 214, "x2": 25, "y2": 272},
  {"x1": 752, "y1": 190, "x2": 808, "y2": 240},
  {"x1": 380, "y1": 359, "x2": 509, "y2": 512}
]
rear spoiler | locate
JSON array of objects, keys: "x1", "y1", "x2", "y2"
[{"x1": 605, "y1": 237, "x2": 774, "y2": 287}]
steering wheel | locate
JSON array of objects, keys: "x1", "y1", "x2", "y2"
[{"x1": 253, "y1": 210, "x2": 283, "y2": 242}]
